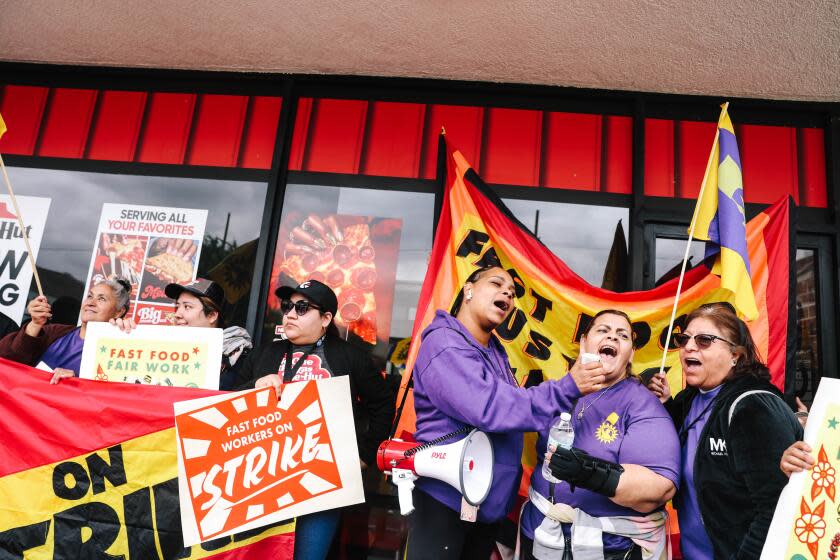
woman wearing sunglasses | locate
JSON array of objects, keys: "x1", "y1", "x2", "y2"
[
  {"x1": 647, "y1": 303, "x2": 802, "y2": 559},
  {"x1": 234, "y1": 279, "x2": 394, "y2": 560}
]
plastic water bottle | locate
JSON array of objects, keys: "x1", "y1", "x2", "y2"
[{"x1": 542, "y1": 412, "x2": 574, "y2": 483}]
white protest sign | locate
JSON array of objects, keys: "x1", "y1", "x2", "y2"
[
  {"x1": 79, "y1": 322, "x2": 222, "y2": 390},
  {"x1": 0, "y1": 195, "x2": 50, "y2": 323},
  {"x1": 174, "y1": 378, "x2": 364, "y2": 546},
  {"x1": 762, "y1": 378, "x2": 840, "y2": 559}
]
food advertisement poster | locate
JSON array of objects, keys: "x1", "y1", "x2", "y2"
[
  {"x1": 79, "y1": 322, "x2": 222, "y2": 389},
  {"x1": 174, "y1": 378, "x2": 364, "y2": 545},
  {"x1": 762, "y1": 378, "x2": 840, "y2": 560},
  {"x1": 269, "y1": 210, "x2": 402, "y2": 355},
  {"x1": 0, "y1": 195, "x2": 51, "y2": 323},
  {"x1": 82, "y1": 204, "x2": 208, "y2": 325}
]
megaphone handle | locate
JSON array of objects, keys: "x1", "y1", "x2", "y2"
[
  {"x1": 397, "y1": 479, "x2": 415, "y2": 515},
  {"x1": 392, "y1": 468, "x2": 418, "y2": 516}
]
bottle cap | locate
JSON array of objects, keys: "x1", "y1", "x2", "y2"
[{"x1": 560, "y1": 412, "x2": 571, "y2": 421}]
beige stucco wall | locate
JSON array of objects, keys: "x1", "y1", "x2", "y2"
[{"x1": 1, "y1": 0, "x2": 838, "y2": 101}]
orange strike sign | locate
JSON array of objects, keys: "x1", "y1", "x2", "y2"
[{"x1": 174, "y1": 377, "x2": 365, "y2": 546}]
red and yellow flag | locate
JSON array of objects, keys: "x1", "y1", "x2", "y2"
[
  {"x1": 395, "y1": 137, "x2": 793, "y2": 437},
  {"x1": 0, "y1": 359, "x2": 294, "y2": 558}
]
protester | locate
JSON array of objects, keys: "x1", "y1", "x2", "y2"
[
  {"x1": 646, "y1": 302, "x2": 802, "y2": 559},
  {"x1": 524, "y1": 309, "x2": 679, "y2": 560},
  {"x1": 110, "y1": 278, "x2": 252, "y2": 389},
  {"x1": 164, "y1": 278, "x2": 251, "y2": 390},
  {"x1": 0, "y1": 278, "x2": 131, "y2": 383},
  {"x1": 406, "y1": 265, "x2": 606, "y2": 560},
  {"x1": 234, "y1": 279, "x2": 394, "y2": 560}
]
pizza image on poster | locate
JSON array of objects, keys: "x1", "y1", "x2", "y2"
[
  {"x1": 139, "y1": 237, "x2": 200, "y2": 304},
  {"x1": 270, "y1": 214, "x2": 402, "y2": 348}
]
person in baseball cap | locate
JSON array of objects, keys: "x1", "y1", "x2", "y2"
[
  {"x1": 234, "y1": 278, "x2": 394, "y2": 559},
  {"x1": 275, "y1": 279, "x2": 338, "y2": 318},
  {"x1": 164, "y1": 278, "x2": 252, "y2": 390},
  {"x1": 165, "y1": 278, "x2": 226, "y2": 328}
]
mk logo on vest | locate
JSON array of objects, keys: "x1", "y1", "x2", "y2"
[{"x1": 709, "y1": 437, "x2": 728, "y2": 456}]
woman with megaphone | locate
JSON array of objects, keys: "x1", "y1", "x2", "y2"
[
  {"x1": 406, "y1": 265, "x2": 606, "y2": 560},
  {"x1": 521, "y1": 309, "x2": 680, "y2": 560}
]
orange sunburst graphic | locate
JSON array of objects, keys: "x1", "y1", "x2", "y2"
[{"x1": 175, "y1": 382, "x2": 342, "y2": 540}]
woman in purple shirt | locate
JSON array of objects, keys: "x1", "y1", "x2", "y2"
[
  {"x1": 0, "y1": 278, "x2": 131, "y2": 382},
  {"x1": 525, "y1": 309, "x2": 681, "y2": 560},
  {"x1": 407, "y1": 265, "x2": 606, "y2": 560}
]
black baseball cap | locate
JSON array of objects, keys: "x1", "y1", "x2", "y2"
[
  {"x1": 165, "y1": 278, "x2": 226, "y2": 310},
  {"x1": 275, "y1": 279, "x2": 338, "y2": 316}
]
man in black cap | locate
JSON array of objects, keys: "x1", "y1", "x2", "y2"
[{"x1": 234, "y1": 279, "x2": 394, "y2": 560}]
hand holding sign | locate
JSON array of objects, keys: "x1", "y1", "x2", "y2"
[{"x1": 255, "y1": 373, "x2": 283, "y2": 398}]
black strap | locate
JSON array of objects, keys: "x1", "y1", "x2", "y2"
[
  {"x1": 282, "y1": 341, "x2": 319, "y2": 383},
  {"x1": 678, "y1": 396, "x2": 718, "y2": 447}
]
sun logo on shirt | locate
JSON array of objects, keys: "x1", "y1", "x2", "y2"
[{"x1": 595, "y1": 412, "x2": 620, "y2": 444}]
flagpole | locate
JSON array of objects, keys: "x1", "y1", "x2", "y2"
[
  {"x1": 657, "y1": 103, "x2": 729, "y2": 378},
  {"x1": 0, "y1": 153, "x2": 44, "y2": 297}
]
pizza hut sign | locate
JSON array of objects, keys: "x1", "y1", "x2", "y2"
[{"x1": 174, "y1": 378, "x2": 365, "y2": 545}]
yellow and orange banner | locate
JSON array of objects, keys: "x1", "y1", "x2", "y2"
[
  {"x1": 396, "y1": 138, "x2": 793, "y2": 437},
  {"x1": 0, "y1": 359, "x2": 294, "y2": 558}
]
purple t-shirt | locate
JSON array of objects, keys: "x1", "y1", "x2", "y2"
[
  {"x1": 522, "y1": 377, "x2": 681, "y2": 552},
  {"x1": 676, "y1": 385, "x2": 721, "y2": 560},
  {"x1": 40, "y1": 328, "x2": 84, "y2": 375}
]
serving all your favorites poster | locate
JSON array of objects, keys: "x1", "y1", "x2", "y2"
[
  {"x1": 173, "y1": 377, "x2": 364, "y2": 545},
  {"x1": 80, "y1": 322, "x2": 222, "y2": 389},
  {"x1": 83, "y1": 203, "x2": 208, "y2": 325},
  {"x1": 0, "y1": 195, "x2": 50, "y2": 323},
  {"x1": 763, "y1": 378, "x2": 840, "y2": 560}
]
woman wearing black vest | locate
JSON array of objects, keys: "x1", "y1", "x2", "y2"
[{"x1": 234, "y1": 279, "x2": 394, "y2": 560}]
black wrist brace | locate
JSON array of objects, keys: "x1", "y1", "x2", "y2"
[{"x1": 548, "y1": 446, "x2": 624, "y2": 497}]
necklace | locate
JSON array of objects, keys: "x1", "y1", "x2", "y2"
[{"x1": 576, "y1": 377, "x2": 625, "y2": 420}]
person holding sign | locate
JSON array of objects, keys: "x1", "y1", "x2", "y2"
[
  {"x1": 0, "y1": 278, "x2": 131, "y2": 383},
  {"x1": 522, "y1": 309, "x2": 680, "y2": 560},
  {"x1": 406, "y1": 265, "x2": 606, "y2": 560},
  {"x1": 646, "y1": 303, "x2": 802, "y2": 560},
  {"x1": 164, "y1": 279, "x2": 252, "y2": 390},
  {"x1": 235, "y1": 279, "x2": 394, "y2": 560}
]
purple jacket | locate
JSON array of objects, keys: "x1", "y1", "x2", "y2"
[{"x1": 412, "y1": 310, "x2": 581, "y2": 523}]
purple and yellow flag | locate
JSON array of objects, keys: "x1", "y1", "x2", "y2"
[{"x1": 692, "y1": 103, "x2": 758, "y2": 320}]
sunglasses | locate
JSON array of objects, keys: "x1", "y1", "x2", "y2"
[
  {"x1": 280, "y1": 300, "x2": 321, "y2": 316},
  {"x1": 672, "y1": 332, "x2": 736, "y2": 349}
]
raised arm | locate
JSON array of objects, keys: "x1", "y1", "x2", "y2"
[{"x1": 419, "y1": 346, "x2": 583, "y2": 433}]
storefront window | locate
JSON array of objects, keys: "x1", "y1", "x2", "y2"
[
  {"x1": 503, "y1": 199, "x2": 630, "y2": 290},
  {"x1": 5, "y1": 166, "x2": 267, "y2": 329},
  {"x1": 654, "y1": 237, "x2": 706, "y2": 285},
  {"x1": 265, "y1": 181, "x2": 435, "y2": 360},
  {"x1": 794, "y1": 248, "x2": 820, "y2": 405}
]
